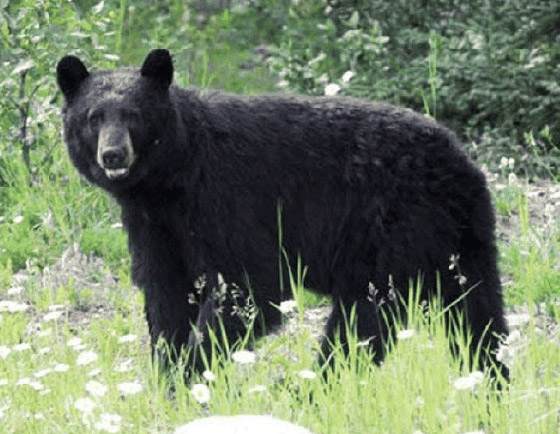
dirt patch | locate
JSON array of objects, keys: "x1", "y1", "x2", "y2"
[{"x1": 493, "y1": 178, "x2": 560, "y2": 244}]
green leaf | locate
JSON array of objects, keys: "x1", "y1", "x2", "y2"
[
  {"x1": 92, "y1": 1, "x2": 104, "y2": 14},
  {"x1": 348, "y1": 11, "x2": 359, "y2": 29},
  {"x1": 12, "y1": 59, "x2": 35, "y2": 75}
]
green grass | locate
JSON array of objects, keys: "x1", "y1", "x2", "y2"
[
  {"x1": 0, "y1": 150, "x2": 118, "y2": 271},
  {"x1": 495, "y1": 185, "x2": 560, "y2": 306},
  {"x1": 1, "y1": 279, "x2": 559, "y2": 433},
  {"x1": 1, "y1": 1, "x2": 560, "y2": 432}
]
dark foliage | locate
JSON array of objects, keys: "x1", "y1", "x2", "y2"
[{"x1": 268, "y1": 0, "x2": 560, "y2": 177}]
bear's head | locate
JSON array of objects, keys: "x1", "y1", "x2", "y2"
[{"x1": 57, "y1": 49, "x2": 174, "y2": 191}]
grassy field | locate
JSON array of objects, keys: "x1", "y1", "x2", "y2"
[
  {"x1": 1, "y1": 1, "x2": 560, "y2": 433},
  {"x1": 1, "y1": 242, "x2": 559, "y2": 433}
]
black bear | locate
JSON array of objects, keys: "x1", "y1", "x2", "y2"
[{"x1": 56, "y1": 49, "x2": 508, "y2": 381}]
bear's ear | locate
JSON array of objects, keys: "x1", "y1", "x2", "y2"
[
  {"x1": 141, "y1": 49, "x2": 173, "y2": 89},
  {"x1": 57, "y1": 55, "x2": 89, "y2": 100}
]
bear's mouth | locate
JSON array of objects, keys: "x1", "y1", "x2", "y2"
[{"x1": 104, "y1": 167, "x2": 130, "y2": 180}]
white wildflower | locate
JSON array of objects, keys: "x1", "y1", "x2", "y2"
[
  {"x1": 324, "y1": 83, "x2": 341, "y2": 96},
  {"x1": 453, "y1": 371, "x2": 484, "y2": 391},
  {"x1": 117, "y1": 334, "x2": 137, "y2": 344},
  {"x1": 94, "y1": 413, "x2": 122, "y2": 433},
  {"x1": 7, "y1": 286, "x2": 23, "y2": 296},
  {"x1": 88, "y1": 369, "x2": 102, "y2": 378},
  {"x1": 13, "y1": 215, "x2": 23, "y2": 224},
  {"x1": 496, "y1": 344, "x2": 513, "y2": 366},
  {"x1": 43, "y1": 311, "x2": 63, "y2": 322},
  {"x1": 506, "y1": 329, "x2": 522, "y2": 345},
  {"x1": 396, "y1": 329, "x2": 415, "y2": 340},
  {"x1": 74, "y1": 397, "x2": 96, "y2": 414},
  {"x1": 30, "y1": 381, "x2": 45, "y2": 391},
  {"x1": 34, "y1": 368, "x2": 54, "y2": 378},
  {"x1": 16, "y1": 377, "x2": 30, "y2": 386},
  {"x1": 232, "y1": 350, "x2": 256, "y2": 365},
  {"x1": 88, "y1": 369, "x2": 102, "y2": 377},
  {"x1": 0, "y1": 346, "x2": 11, "y2": 359},
  {"x1": 13, "y1": 343, "x2": 31, "y2": 352},
  {"x1": 0, "y1": 300, "x2": 28, "y2": 312},
  {"x1": 202, "y1": 370, "x2": 216, "y2": 382},
  {"x1": 357, "y1": 338, "x2": 372, "y2": 347},
  {"x1": 341, "y1": 70, "x2": 355, "y2": 83},
  {"x1": 499, "y1": 156, "x2": 508, "y2": 170},
  {"x1": 86, "y1": 380, "x2": 108, "y2": 397},
  {"x1": 190, "y1": 383, "x2": 210, "y2": 404},
  {"x1": 104, "y1": 54, "x2": 120, "y2": 61},
  {"x1": 297, "y1": 369, "x2": 317, "y2": 380},
  {"x1": 37, "y1": 329, "x2": 53, "y2": 337},
  {"x1": 247, "y1": 385, "x2": 267, "y2": 394},
  {"x1": 16, "y1": 378, "x2": 44, "y2": 391},
  {"x1": 77, "y1": 351, "x2": 98, "y2": 366},
  {"x1": 67, "y1": 337, "x2": 83, "y2": 348},
  {"x1": 53, "y1": 363, "x2": 70, "y2": 372},
  {"x1": 317, "y1": 73, "x2": 329, "y2": 85},
  {"x1": 508, "y1": 172, "x2": 518, "y2": 186},
  {"x1": 114, "y1": 358, "x2": 133, "y2": 373},
  {"x1": 117, "y1": 381, "x2": 143, "y2": 396},
  {"x1": 39, "y1": 346, "x2": 51, "y2": 355},
  {"x1": 279, "y1": 300, "x2": 298, "y2": 315}
]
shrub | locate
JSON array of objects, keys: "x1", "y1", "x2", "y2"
[{"x1": 267, "y1": 0, "x2": 560, "y2": 178}]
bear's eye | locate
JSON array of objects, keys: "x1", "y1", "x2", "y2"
[
  {"x1": 121, "y1": 109, "x2": 140, "y2": 125},
  {"x1": 88, "y1": 110, "x2": 104, "y2": 130}
]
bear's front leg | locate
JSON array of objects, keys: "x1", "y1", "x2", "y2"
[
  {"x1": 142, "y1": 277, "x2": 198, "y2": 368},
  {"x1": 186, "y1": 273, "x2": 256, "y2": 371},
  {"x1": 125, "y1": 215, "x2": 199, "y2": 370},
  {"x1": 187, "y1": 272, "x2": 283, "y2": 372}
]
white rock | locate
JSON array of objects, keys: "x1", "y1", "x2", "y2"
[
  {"x1": 174, "y1": 415, "x2": 315, "y2": 434},
  {"x1": 0, "y1": 300, "x2": 28, "y2": 313},
  {"x1": 7, "y1": 286, "x2": 23, "y2": 296},
  {"x1": 506, "y1": 313, "x2": 530, "y2": 328}
]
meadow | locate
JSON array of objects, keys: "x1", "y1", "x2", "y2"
[{"x1": 1, "y1": 1, "x2": 559, "y2": 432}]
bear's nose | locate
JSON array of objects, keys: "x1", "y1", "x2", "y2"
[{"x1": 101, "y1": 148, "x2": 127, "y2": 168}]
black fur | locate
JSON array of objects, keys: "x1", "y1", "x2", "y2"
[{"x1": 57, "y1": 49, "x2": 508, "y2": 381}]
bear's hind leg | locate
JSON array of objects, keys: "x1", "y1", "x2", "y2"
[{"x1": 458, "y1": 247, "x2": 509, "y2": 383}]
